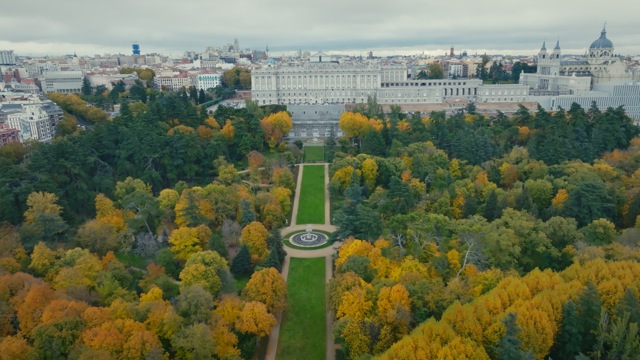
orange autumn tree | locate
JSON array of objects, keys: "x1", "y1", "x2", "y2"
[
  {"x1": 260, "y1": 111, "x2": 293, "y2": 149},
  {"x1": 220, "y1": 119, "x2": 235, "y2": 143}
]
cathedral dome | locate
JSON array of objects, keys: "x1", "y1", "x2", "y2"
[{"x1": 590, "y1": 27, "x2": 613, "y2": 49}]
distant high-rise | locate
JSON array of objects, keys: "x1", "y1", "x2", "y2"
[
  {"x1": 0, "y1": 50, "x2": 16, "y2": 65},
  {"x1": 132, "y1": 43, "x2": 140, "y2": 56}
]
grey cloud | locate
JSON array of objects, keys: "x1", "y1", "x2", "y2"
[{"x1": 0, "y1": 0, "x2": 637, "y2": 56}]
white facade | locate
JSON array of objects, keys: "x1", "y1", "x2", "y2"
[
  {"x1": 88, "y1": 73, "x2": 139, "y2": 90},
  {"x1": 197, "y1": 73, "x2": 221, "y2": 91},
  {"x1": 3, "y1": 105, "x2": 56, "y2": 141},
  {"x1": 521, "y1": 27, "x2": 640, "y2": 122},
  {"x1": 251, "y1": 57, "x2": 528, "y2": 107},
  {"x1": 42, "y1": 71, "x2": 84, "y2": 94},
  {"x1": 154, "y1": 75, "x2": 195, "y2": 91},
  {"x1": 476, "y1": 84, "x2": 529, "y2": 102},
  {"x1": 0, "y1": 93, "x2": 63, "y2": 142},
  {"x1": 24, "y1": 62, "x2": 60, "y2": 78}
]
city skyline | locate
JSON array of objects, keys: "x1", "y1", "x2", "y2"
[{"x1": 1, "y1": 0, "x2": 639, "y2": 57}]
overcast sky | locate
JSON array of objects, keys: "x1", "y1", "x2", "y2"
[{"x1": 1, "y1": 0, "x2": 638, "y2": 57}]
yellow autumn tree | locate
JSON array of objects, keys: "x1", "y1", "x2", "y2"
[
  {"x1": 551, "y1": 189, "x2": 569, "y2": 210},
  {"x1": 450, "y1": 159, "x2": 462, "y2": 178},
  {"x1": 339, "y1": 112, "x2": 371, "y2": 142},
  {"x1": 220, "y1": 119, "x2": 234, "y2": 143},
  {"x1": 332, "y1": 166, "x2": 355, "y2": 191},
  {"x1": 234, "y1": 301, "x2": 276, "y2": 337},
  {"x1": 168, "y1": 225, "x2": 212, "y2": 261},
  {"x1": 242, "y1": 268, "x2": 288, "y2": 314},
  {"x1": 179, "y1": 250, "x2": 229, "y2": 296},
  {"x1": 270, "y1": 187, "x2": 292, "y2": 215},
  {"x1": 499, "y1": 162, "x2": 519, "y2": 188},
  {"x1": 377, "y1": 284, "x2": 411, "y2": 327},
  {"x1": 337, "y1": 286, "x2": 372, "y2": 321},
  {"x1": 361, "y1": 158, "x2": 378, "y2": 191},
  {"x1": 157, "y1": 189, "x2": 180, "y2": 212},
  {"x1": 239, "y1": 221, "x2": 270, "y2": 263},
  {"x1": 452, "y1": 189, "x2": 465, "y2": 219},
  {"x1": 24, "y1": 192, "x2": 63, "y2": 224}
]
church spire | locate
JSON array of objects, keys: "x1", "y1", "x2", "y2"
[
  {"x1": 538, "y1": 40, "x2": 548, "y2": 60},
  {"x1": 552, "y1": 39, "x2": 561, "y2": 59}
]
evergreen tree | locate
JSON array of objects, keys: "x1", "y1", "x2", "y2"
[
  {"x1": 81, "y1": 77, "x2": 92, "y2": 96},
  {"x1": 495, "y1": 312, "x2": 534, "y2": 360},
  {"x1": 189, "y1": 86, "x2": 199, "y2": 103},
  {"x1": 239, "y1": 198, "x2": 256, "y2": 227},
  {"x1": 564, "y1": 181, "x2": 614, "y2": 227},
  {"x1": 230, "y1": 245, "x2": 253, "y2": 277},
  {"x1": 263, "y1": 247, "x2": 281, "y2": 271},
  {"x1": 484, "y1": 189, "x2": 502, "y2": 221},
  {"x1": 361, "y1": 130, "x2": 386, "y2": 156},
  {"x1": 208, "y1": 233, "x2": 229, "y2": 259},
  {"x1": 614, "y1": 288, "x2": 640, "y2": 326},
  {"x1": 515, "y1": 187, "x2": 535, "y2": 214},
  {"x1": 267, "y1": 228, "x2": 287, "y2": 264},
  {"x1": 550, "y1": 300, "x2": 582, "y2": 360},
  {"x1": 576, "y1": 282, "x2": 603, "y2": 355},
  {"x1": 198, "y1": 89, "x2": 207, "y2": 104},
  {"x1": 408, "y1": 112, "x2": 428, "y2": 143},
  {"x1": 129, "y1": 80, "x2": 148, "y2": 103},
  {"x1": 385, "y1": 177, "x2": 415, "y2": 216},
  {"x1": 462, "y1": 193, "x2": 478, "y2": 218}
]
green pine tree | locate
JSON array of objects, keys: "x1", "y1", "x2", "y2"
[
  {"x1": 576, "y1": 282, "x2": 603, "y2": 355},
  {"x1": 239, "y1": 198, "x2": 256, "y2": 227},
  {"x1": 208, "y1": 233, "x2": 229, "y2": 259},
  {"x1": 614, "y1": 288, "x2": 640, "y2": 326},
  {"x1": 263, "y1": 247, "x2": 281, "y2": 271},
  {"x1": 230, "y1": 245, "x2": 253, "y2": 277},
  {"x1": 267, "y1": 228, "x2": 287, "y2": 263},
  {"x1": 495, "y1": 312, "x2": 534, "y2": 360},
  {"x1": 550, "y1": 300, "x2": 582, "y2": 359},
  {"x1": 483, "y1": 189, "x2": 501, "y2": 221},
  {"x1": 81, "y1": 77, "x2": 92, "y2": 96},
  {"x1": 361, "y1": 130, "x2": 386, "y2": 156}
]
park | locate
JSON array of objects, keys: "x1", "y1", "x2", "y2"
[{"x1": 266, "y1": 149, "x2": 338, "y2": 360}]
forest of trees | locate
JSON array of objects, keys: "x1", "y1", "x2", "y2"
[
  {"x1": 327, "y1": 101, "x2": 640, "y2": 359},
  {"x1": 0, "y1": 89, "x2": 297, "y2": 358},
  {"x1": 2, "y1": 84, "x2": 640, "y2": 359}
]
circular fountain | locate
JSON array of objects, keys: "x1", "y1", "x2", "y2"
[{"x1": 289, "y1": 226, "x2": 329, "y2": 247}]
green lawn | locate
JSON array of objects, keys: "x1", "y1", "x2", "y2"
[
  {"x1": 296, "y1": 165, "x2": 325, "y2": 224},
  {"x1": 276, "y1": 257, "x2": 326, "y2": 360},
  {"x1": 304, "y1": 146, "x2": 325, "y2": 162}
]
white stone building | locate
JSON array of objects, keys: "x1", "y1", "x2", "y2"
[
  {"x1": 1, "y1": 104, "x2": 56, "y2": 141},
  {"x1": 196, "y1": 73, "x2": 221, "y2": 91},
  {"x1": 0, "y1": 93, "x2": 63, "y2": 142},
  {"x1": 42, "y1": 71, "x2": 84, "y2": 94},
  {"x1": 87, "y1": 72, "x2": 139, "y2": 90},
  {"x1": 154, "y1": 74, "x2": 195, "y2": 91},
  {"x1": 521, "y1": 26, "x2": 640, "y2": 121}
]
